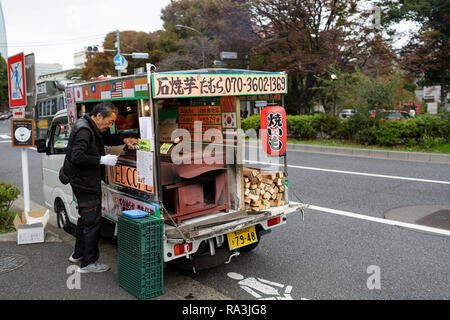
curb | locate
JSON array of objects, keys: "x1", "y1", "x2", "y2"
[{"x1": 286, "y1": 143, "x2": 450, "y2": 164}]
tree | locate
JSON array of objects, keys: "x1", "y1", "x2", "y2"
[
  {"x1": 249, "y1": 0, "x2": 391, "y2": 114},
  {"x1": 0, "y1": 55, "x2": 8, "y2": 110},
  {"x1": 65, "y1": 69, "x2": 83, "y2": 80},
  {"x1": 158, "y1": 0, "x2": 257, "y2": 70},
  {"x1": 319, "y1": 67, "x2": 413, "y2": 112},
  {"x1": 82, "y1": 31, "x2": 161, "y2": 80},
  {"x1": 379, "y1": 0, "x2": 450, "y2": 104}
]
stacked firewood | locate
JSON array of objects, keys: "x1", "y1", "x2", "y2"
[{"x1": 243, "y1": 167, "x2": 286, "y2": 211}]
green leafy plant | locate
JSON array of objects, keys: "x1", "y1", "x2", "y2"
[{"x1": 0, "y1": 182, "x2": 20, "y2": 233}]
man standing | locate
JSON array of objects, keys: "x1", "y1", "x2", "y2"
[{"x1": 62, "y1": 102, "x2": 137, "y2": 273}]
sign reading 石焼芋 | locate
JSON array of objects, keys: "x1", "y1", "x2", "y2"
[{"x1": 152, "y1": 73, "x2": 287, "y2": 98}]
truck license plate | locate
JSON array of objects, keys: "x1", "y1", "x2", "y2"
[{"x1": 227, "y1": 226, "x2": 258, "y2": 250}]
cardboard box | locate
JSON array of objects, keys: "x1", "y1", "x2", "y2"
[{"x1": 13, "y1": 210, "x2": 50, "y2": 245}]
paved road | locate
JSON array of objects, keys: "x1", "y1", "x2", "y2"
[{"x1": 1, "y1": 119, "x2": 449, "y2": 300}]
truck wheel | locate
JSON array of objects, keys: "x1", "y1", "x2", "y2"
[{"x1": 56, "y1": 200, "x2": 75, "y2": 235}]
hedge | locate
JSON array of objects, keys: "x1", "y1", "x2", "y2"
[{"x1": 240, "y1": 112, "x2": 450, "y2": 147}]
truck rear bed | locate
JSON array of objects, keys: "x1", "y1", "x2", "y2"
[{"x1": 165, "y1": 202, "x2": 308, "y2": 243}]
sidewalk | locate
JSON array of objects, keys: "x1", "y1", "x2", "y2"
[
  {"x1": 286, "y1": 143, "x2": 450, "y2": 164},
  {"x1": 0, "y1": 197, "x2": 230, "y2": 300}
]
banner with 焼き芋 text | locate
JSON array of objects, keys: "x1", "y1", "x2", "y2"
[{"x1": 152, "y1": 73, "x2": 287, "y2": 98}]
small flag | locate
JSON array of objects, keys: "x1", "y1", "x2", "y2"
[
  {"x1": 122, "y1": 80, "x2": 134, "y2": 98},
  {"x1": 134, "y1": 78, "x2": 148, "y2": 97},
  {"x1": 101, "y1": 83, "x2": 111, "y2": 99},
  {"x1": 83, "y1": 86, "x2": 91, "y2": 101},
  {"x1": 75, "y1": 87, "x2": 83, "y2": 102},
  {"x1": 91, "y1": 84, "x2": 101, "y2": 100},
  {"x1": 111, "y1": 81, "x2": 122, "y2": 98},
  {"x1": 222, "y1": 112, "x2": 237, "y2": 128}
]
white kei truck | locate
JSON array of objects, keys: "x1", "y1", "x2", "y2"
[{"x1": 36, "y1": 67, "x2": 307, "y2": 271}]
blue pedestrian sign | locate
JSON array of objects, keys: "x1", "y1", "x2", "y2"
[{"x1": 114, "y1": 54, "x2": 126, "y2": 67}]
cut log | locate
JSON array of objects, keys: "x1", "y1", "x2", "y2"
[
  {"x1": 243, "y1": 167, "x2": 258, "y2": 178},
  {"x1": 248, "y1": 193, "x2": 260, "y2": 202}
]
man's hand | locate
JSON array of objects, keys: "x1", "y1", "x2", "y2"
[
  {"x1": 100, "y1": 155, "x2": 118, "y2": 166},
  {"x1": 123, "y1": 137, "x2": 139, "y2": 149}
]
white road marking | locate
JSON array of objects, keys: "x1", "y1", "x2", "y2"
[
  {"x1": 227, "y1": 272, "x2": 295, "y2": 300},
  {"x1": 244, "y1": 160, "x2": 450, "y2": 185},
  {"x1": 0, "y1": 134, "x2": 10, "y2": 139},
  {"x1": 291, "y1": 202, "x2": 450, "y2": 237},
  {"x1": 0, "y1": 140, "x2": 11, "y2": 143}
]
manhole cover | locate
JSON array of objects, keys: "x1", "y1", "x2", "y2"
[
  {"x1": 385, "y1": 205, "x2": 450, "y2": 236},
  {"x1": 416, "y1": 210, "x2": 450, "y2": 230},
  {"x1": 0, "y1": 254, "x2": 28, "y2": 275}
]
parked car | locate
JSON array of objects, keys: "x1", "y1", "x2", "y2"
[
  {"x1": 0, "y1": 112, "x2": 7, "y2": 120},
  {"x1": 339, "y1": 109, "x2": 357, "y2": 119},
  {"x1": 370, "y1": 110, "x2": 411, "y2": 120}
]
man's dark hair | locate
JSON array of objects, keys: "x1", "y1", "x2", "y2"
[{"x1": 89, "y1": 102, "x2": 118, "y2": 118}]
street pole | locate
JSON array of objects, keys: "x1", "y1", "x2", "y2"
[
  {"x1": 175, "y1": 25, "x2": 206, "y2": 69},
  {"x1": 201, "y1": 37, "x2": 205, "y2": 69},
  {"x1": 116, "y1": 30, "x2": 121, "y2": 77},
  {"x1": 21, "y1": 148, "x2": 30, "y2": 215}
]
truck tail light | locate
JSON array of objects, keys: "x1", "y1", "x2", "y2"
[
  {"x1": 267, "y1": 216, "x2": 281, "y2": 227},
  {"x1": 174, "y1": 243, "x2": 193, "y2": 256}
]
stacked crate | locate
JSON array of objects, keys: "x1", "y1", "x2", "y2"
[
  {"x1": 117, "y1": 214, "x2": 164, "y2": 300},
  {"x1": 243, "y1": 167, "x2": 286, "y2": 211}
]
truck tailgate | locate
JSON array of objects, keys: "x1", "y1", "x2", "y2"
[{"x1": 165, "y1": 202, "x2": 308, "y2": 242}]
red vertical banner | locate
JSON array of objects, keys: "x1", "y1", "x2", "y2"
[
  {"x1": 8, "y1": 53, "x2": 27, "y2": 108},
  {"x1": 260, "y1": 106, "x2": 287, "y2": 156}
]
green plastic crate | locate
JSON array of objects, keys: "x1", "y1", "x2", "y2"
[
  {"x1": 118, "y1": 214, "x2": 164, "y2": 255},
  {"x1": 117, "y1": 214, "x2": 164, "y2": 300}
]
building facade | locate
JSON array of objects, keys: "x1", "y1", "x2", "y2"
[{"x1": 0, "y1": 0, "x2": 7, "y2": 61}]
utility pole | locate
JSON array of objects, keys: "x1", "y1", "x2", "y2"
[
  {"x1": 86, "y1": 30, "x2": 149, "y2": 76},
  {"x1": 116, "y1": 30, "x2": 121, "y2": 77}
]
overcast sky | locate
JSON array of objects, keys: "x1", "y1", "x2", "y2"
[
  {"x1": 2, "y1": 0, "x2": 418, "y2": 71},
  {"x1": 2, "y1": 0, "x2": 171, "y2": 69}
]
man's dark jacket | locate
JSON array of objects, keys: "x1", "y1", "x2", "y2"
[{"x1": 61, "y1": 115, "x2": 122, "y2": 195}]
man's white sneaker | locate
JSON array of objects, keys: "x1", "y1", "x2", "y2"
[{"x1": 77, "y1": 262, "x2": 110, "y2": 273}]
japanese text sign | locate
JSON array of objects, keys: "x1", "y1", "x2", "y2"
[
  {"x1": 152, "y1": 73, "x2": 287, "y2": 98},
  {"x1": 260, "y1": 106, "x2": 287, "y2": 156}
]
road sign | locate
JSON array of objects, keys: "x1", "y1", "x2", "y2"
[
  {"x1": 131, "y1": 52, "x2": 149, "y2": 59},
  {"x1": 213, "y1": 60, "x2": 228, "y2": 67},
  {"x1": 8, "y1": 53, "x2": 27, "y2": 108},
  {"x1": 114, "y1": 54, "x2": 126, "y2": 66},
  {"x1": 220, "y1": 51, "x2": 238, "y2": 60},
  {"x1": 11, "y1": 118, "x2": 34, "y2": 148},
  {"x1": 12, "y1": 107, "x2": 26, "y2": 119},
  {"x1": 25, "y1": 53, "x2": 36, "y2": 108}
]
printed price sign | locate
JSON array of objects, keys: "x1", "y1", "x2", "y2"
[{"x1": 11, "y1": 119, "x2": 34, "y2": 148}]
